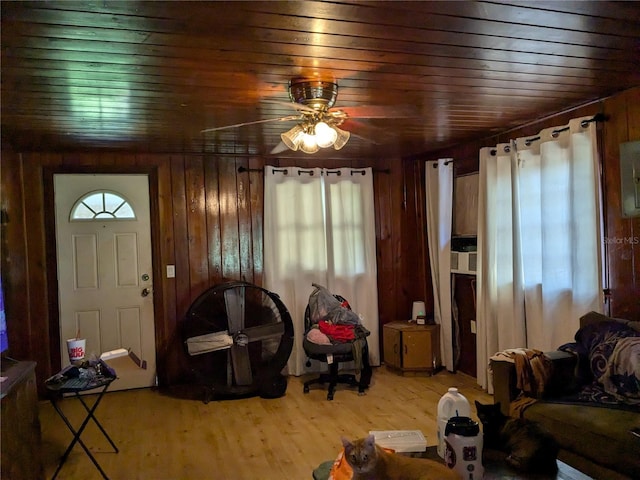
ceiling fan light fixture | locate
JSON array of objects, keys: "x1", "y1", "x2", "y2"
[
  {"x1": 281, "y1": 124, "x2": 305, "y2": 151},
  {"x1": 332, "y1": 125, "x2": 350, "y2": 150},
  {"x1": 315, "y1": 121, "x2": 337, "y2": 148},
  {"x1": 300, "y1": 131, "x2": 319, "y2": 154}
]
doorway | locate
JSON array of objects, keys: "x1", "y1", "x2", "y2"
[
  {"x1": 54, "y1": 174, "x2": 157, "y2": 391},
  {"x1": 453, "y1": 274, "x2": 477, "y2": 376}
]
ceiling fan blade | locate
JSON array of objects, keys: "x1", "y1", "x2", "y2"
[
  {"x1": 341, "y1": 119, "x2": 386, "y2": 144},
  {"x1": 262, "y1": 99, "x2": 317, "y2": 113},
  {"x1": 201, "y1": 115, "x2": 300, "y2": 133},
  {"x1": 270, "y1": 141, "x2": 290, "y2": 154},
  {"x1": 333, "y1": 105, "x2": 418, "y2": 119}
]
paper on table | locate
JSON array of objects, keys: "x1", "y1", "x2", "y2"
[
  {"x1": 100, "y1": 348, "x2": 129, "y2": 361},
  {"x1": 100, "y1": 348, "x2": 147, "y2": 369}
]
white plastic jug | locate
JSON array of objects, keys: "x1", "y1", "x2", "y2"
[
  {"x1": 444, "y1": 416, "x2": 484, "y2": 480},
  {"x1": 436, "y1": 387, "x2": 471, "y2": 458}
]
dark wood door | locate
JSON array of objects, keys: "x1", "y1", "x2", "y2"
[{"x1": 453, "y1": 274, "x2": 477, "y2": 376}]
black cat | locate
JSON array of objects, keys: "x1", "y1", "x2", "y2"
[{"x1": 475, "y1": 401, "x2": 559, "y2": 474}]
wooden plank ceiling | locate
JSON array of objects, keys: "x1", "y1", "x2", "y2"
[{"x1": 2, "y1": 1, "x2": 639, "y2": 159}]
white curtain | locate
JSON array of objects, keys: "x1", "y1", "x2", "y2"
[
  {"x1": 516, "y1": 118, "x2": 604, "y2": 349},
  {"x1": 476, "y1": 117, "x2": 604, "y2": 391},
  {"x1": 425, "y1": 159, "x2": 455, "y2": 371},
  {"x1": 263, "y1": 166, "x2": 380, "y2": 376},
  {"x1": 476, "y1": 144, "x2": 527, "y2": 391}
]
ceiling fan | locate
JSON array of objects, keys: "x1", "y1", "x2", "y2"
[{"x1": 201, "y1": 78, "x2": 415, "y2": 154}]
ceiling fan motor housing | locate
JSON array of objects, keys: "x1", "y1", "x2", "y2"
[{"x1": 289, "y1": 79, "x2": 338, "y2": 109}]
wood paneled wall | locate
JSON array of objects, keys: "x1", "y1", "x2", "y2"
[
  {"x1": 0, "y1": 151, "x2": 431, "y2": 393},
  {"x1": 2, "y1": 87, "x2": 638, "y2": 395},
  {"x1": 602, "y1": 87, "x2": 640, "y2": 318}
]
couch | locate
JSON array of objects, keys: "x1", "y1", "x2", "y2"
[{"x1": 491, "y1": 312, "x2": 640, "y2": 480}]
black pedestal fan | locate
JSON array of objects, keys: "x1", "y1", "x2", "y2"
[{"x1": 183, "y1": 281, "x2": 294, "y2": 403}]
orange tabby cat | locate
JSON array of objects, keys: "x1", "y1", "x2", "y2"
[{"x1": 341, "y1": 434, "x2": 461, "y2": 480}]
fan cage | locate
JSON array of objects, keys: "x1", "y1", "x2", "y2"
[{"x1": 183, "y1": 281, "x2": 293, "y2": 400}]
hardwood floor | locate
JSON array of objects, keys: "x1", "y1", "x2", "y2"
[{"x1": 38, "y1": 366, "x2": 492, "y2": 480}]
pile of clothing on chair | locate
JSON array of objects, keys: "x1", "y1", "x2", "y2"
[{"x1": 305, "y1": 284, "x2": 369, "y2": 369}]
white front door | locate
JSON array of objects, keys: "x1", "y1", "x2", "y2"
[{"x1": 54, "y1": 174, "x2": 156, "y2": 391}]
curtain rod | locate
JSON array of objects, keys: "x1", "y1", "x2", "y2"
[
  {"x1": 523, "y1": 113, "x2": 606, "y2": 146},
  {"x1": 432, "y1": 159, "x2": 454, "y2": 168},
  {"x1": 237, "y1": 166, "x2": 390, "y2": 174},
  {"x1": 490, "y1": 113, "x2": 606, "y2": 154}
]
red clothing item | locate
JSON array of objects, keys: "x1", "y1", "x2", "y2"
[{"x1": 318, "y1": 320, "x2": 355, "y2": 342}]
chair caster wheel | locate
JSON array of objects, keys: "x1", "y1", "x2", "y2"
[
  {"x1": 303, "y1": 385, "x2": 310, "y2": 394},
  {"x1": 327, "y1": 393, "x2": 334, "y2": 400}
]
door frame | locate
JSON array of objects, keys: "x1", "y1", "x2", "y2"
[{"x1": 43, "y1": 165, "x2": 163, "y2": 377}]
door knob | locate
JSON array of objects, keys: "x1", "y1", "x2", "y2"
[{"x1": 141, "y1": 287, "x2": 151, "y2": 297}]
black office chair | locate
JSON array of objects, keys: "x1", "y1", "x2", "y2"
[{"x1": 302, "y1": 284, "x2": 372, "y2": 400}]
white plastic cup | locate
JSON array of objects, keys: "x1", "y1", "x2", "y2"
[
  {"x1": 66, "y1": 338, "x2": 86, "y2": 364},
  {"x1": 436, "y1": 387, "x2": 471, "y2": 458}
]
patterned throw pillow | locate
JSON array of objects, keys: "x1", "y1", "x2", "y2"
[
  {"x1": 598, "y1": 337, "x2": 640, "y2": 400},
  {"x1": 584, "y1": 323, "x2": 638, "y2": 378},
  {"x1": 559, "y1": 319, "x2": 640, "y2": 382}
]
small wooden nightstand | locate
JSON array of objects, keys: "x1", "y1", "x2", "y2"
[{"x1": 383, "y1": 322, "x2": 441, "y2": 375}]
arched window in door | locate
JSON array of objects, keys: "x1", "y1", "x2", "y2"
[{"x1": 70, "y1": 190, "x2": 136, "y2": 220}]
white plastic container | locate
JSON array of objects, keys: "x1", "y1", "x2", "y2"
[
  {"x1": 436, "y1": 387, "x2": 471, "y2": 458},
  {"x1": 444, "y1": 416, "x2": 484, "y2": 480},
  {"x1": 369, "y1": 430, "x2": 427, "y2": 453}
]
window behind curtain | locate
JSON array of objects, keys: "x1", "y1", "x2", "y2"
[
  {"x1": 273, "y1": 180, "x2": 326, "y2": 273},
  {"x1": 263, "y1": 166, "x2": 380, "y2": 376},
  {"x1": 326, "y1": 181, "x2": 366, "y2": 276}
]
